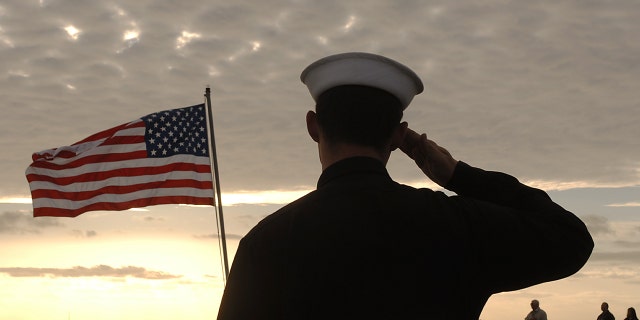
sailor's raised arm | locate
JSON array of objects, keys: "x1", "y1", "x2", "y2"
[
  {"x1": 399, "y1": 125, "x2": 593, "y2": 291},
  {"x1": 399, "y1": 127, "x2": 458, "y2": 187}
]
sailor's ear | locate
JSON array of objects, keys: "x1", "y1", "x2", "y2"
[{"x1": 306, "y1": 110, "x2": 320, "y2": 143}]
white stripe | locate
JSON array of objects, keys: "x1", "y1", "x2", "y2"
[
  {"x1": 49, "y1": 139, "x2": 107, "y2": 159},
  {"x1": 32, "y1": 187, "x2": 214, "y2": 210},
  {"x1": 28, "y1": 171, "x2": 213, "y2": 192},
  {"x1": 26, "y1": 154, "x2": 211, "y2": 178},
  {"x1": 112, "y1": 125, "x2": 144, "y2": 137}
]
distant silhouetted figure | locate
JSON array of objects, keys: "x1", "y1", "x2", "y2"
[
  {"x1": 216, "y1": 52, "x2": 595, "y2": 320},
  {"x1": 624, "y1": 307, "x2": 638, "y2": 320},
  {"x1": 525, "y1": 299, "x2": 548, "y2": 320},
  {"x1": 598, "y1": 302, "x2": 616, "y2": 320}
]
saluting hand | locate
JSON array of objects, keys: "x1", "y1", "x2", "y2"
[{"x1": 399, "y1": 128, "x2": 458, "y2": 187}]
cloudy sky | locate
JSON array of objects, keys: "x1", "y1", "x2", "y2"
[{"x1": 1, "y1": 0, "x2": 639, "y2": 319}]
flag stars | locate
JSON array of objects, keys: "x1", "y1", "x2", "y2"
[{"x1": 142, "y1": 105, "x2": 209, "y2": 158}]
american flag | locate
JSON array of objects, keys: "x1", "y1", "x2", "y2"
[{"x1": 26, "y1": 104, "x2": 215, "y2": 217}]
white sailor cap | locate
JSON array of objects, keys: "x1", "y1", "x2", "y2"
[{"x1": 300, "y1": 52, "x2": 424, "y2": 110}]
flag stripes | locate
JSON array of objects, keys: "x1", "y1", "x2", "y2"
[{"x1": 26, "y1": 104, "x2": 215, "y2": 217}]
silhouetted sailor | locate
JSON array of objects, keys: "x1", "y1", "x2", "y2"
[{"x1": 217, "y1": 52, "x2": 594, "y2": 320}]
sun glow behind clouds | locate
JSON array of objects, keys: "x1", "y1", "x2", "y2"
[
  {"x1": 0, "y1": 189, "x2": 310, "y2": 207},
  {"x1": 123, "y1": 30, "x2": 139, "y2": 42},
  {"x1": 607, "y1": 202, "x2": 640, "y2": 207},
  {"x1": 176, "y1": 31, "x2": 201, "y2": 49},
  {"x1": 1, "y1": 197, "x2": 32, "y2": 204},
  {"x1": 117, "y1": 27, "x2": 140, "y2": 53},
  {"x1": 222, "y1": 190, "x2": 309, "y2": 206},
  {"x1": 343, "y1": 15, "x2": 356, "y2": 31},
  {"x1": 64, "y1": 25, "x2": 80, "y2": 40},
  {"x1": 5, "y1": 176, "x2": 635, "y2": 207},
  {"x1": 251, "y1": 41, "x2": 261, "y2": 51},
  {"x1": 1, "y1": 274, "x2": 221, "y2": 320}
]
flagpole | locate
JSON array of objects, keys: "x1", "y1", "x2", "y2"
[{"x1": 205, "y1": 86, "x2": 230, "y2": 281}]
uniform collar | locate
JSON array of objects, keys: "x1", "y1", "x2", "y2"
[{"x1": 317, "y1": 156, "x2": 391, "y2": 189}]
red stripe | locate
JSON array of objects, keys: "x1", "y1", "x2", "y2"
[
  {"x1": 26, "y1": 163, "x2": 211, "y2": 184},
  {"x1": 40, "y1": 136, "x2": 146, "y2": 160},
  {"x1": 31, "y1": 125, "x2": 145, "y2": 161},
  {"x1": 31, "y1": 179, "x2": 214, "y2": 201},
  {"x1": 29, "y1": 150, "x2": 149, "y2": 170},
  {"x1": 97, "y1": 135, "x2": 145, "y2": 146},
  {"x1": 73, "y1": 121, "x2": 144, "y2": 145},
  {"x1": 33, "y1": 196, "x2": 214, "y2": 218},
  {"x1": 43, "y1": 151, "x2": 76, "y2": 160}
]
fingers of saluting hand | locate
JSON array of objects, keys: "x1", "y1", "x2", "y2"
[
  {"x1": 413, "y1": 133, "x2": 430, "y2": 168},
  {"x1": 402, "y1": 131, "x2": 458, "y2": 187},
  {"x1": 399, "y1": 128, "x2": 422, "y2": 157}
]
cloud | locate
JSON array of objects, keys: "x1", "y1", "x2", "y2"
[
  {"x1": 580, "y1": 263, "x2": 640, "y2": 283},
  {"x1": 0, "y1": 211, "x2": 64, "y2": 234},
  {"x1": 0, "y1": 265, "x2": 181, "y2": 280},
  {"x1": 607, "y1": 202, "x2": 640, "y2": 207},
  {"x1": 70, "y1": 229, "x2": 97, "y2": 238},
  {"x1": 1, "y1": 0, "x2": 639, "y2": 199},
  {"x1": 141, "y1": 216, "x2": 165, "y2": 222},
  {"x1": 589, "y1": 251, "x2": 640, "y2": 264},
  {"x1": 613, "y1": 240, "x2": 640, "y2": 249},
  {"x1": 582, "y1": 215, "x2": 614, "y2": 236}
]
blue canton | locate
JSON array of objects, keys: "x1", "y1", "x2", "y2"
[{"x1": 141, "y1": 104, "x2": 209, "y2": 158}]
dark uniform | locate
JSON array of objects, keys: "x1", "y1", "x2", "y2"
[
  {"x1": 217, "y1": 157, "x2": 593, "y2": 320},
  {"x1": 599, "y1": 310, "x2": 616, "y2": 320}
]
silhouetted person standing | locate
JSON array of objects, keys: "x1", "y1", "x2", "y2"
[
  {"x1": 599, "y1": 302, "x2": 616, "y2": 320},
  {"x1": 217, "y1": 52, "x2": 594, "y2": 320},
  {"x1": 525, "y1": 299, "x2": 548, "y2": 320},
  {"x1": 624, "y1": 307, "x2": 638, "y2": 320}
]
